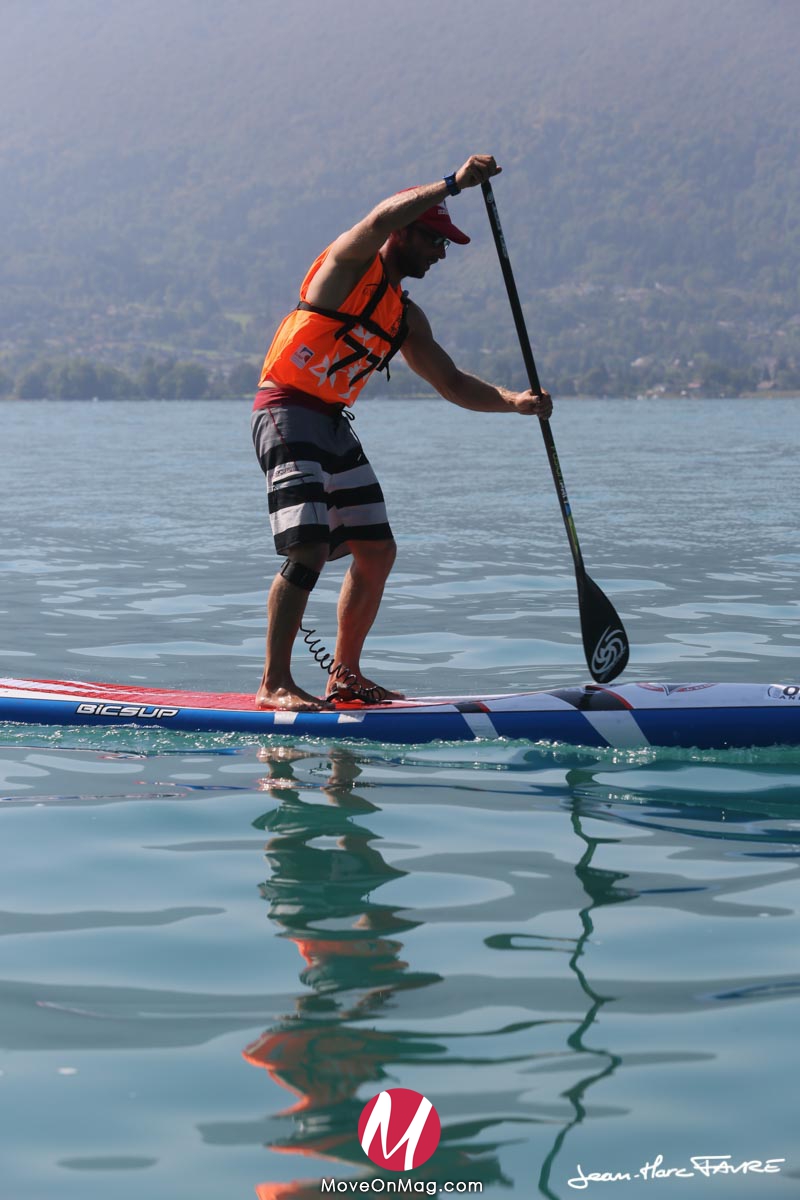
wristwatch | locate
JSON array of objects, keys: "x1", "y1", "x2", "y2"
[{"x1": 444, "y1": 173, "x2": 460, "y2": 197}]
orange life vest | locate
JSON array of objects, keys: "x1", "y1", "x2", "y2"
[{"x1": 258, "y1": 247, "x2": 409, "y2": 406}]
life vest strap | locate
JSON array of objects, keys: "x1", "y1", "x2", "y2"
[{"x1": 297, "y1": 286, "x2": 409, "y2": 383}]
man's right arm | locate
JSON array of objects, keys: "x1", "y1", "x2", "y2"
[
  {"x1": 306, "y1": 154, "x2": 501, "y2": 309},
  {"x1": 401, "y1": 301, "x2": 553, "y2": 418}
]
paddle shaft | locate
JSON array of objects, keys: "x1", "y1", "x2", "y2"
[
  {"x1": 481, "y1": 179, "x2": 630, "y2": 683},
  {"x1": 481, "y1": 180, "x2": 586, "y2": 579}
]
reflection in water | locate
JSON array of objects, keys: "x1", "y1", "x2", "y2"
[
  {"x1": 537, "y1": 804, "x2": 629, "y2": 1198},
  {"x1": 236, "y1": 744, "x2": 800, "y2": 1199},
  {"x1": 537, "y1": 755, "x2": 800, "y2": 1194},
  {"x1": 246, "y1": 747, "x2": 529, "y2": 1197},
  {"x1": 1, "y1": 735, "x2": 796, "y2": 1197}
]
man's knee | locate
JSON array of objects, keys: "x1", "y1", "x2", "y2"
[
  {"x1": 285, "y1": 543, "x2": 328, "y2": 573},
  {"x1": 276, "y1": 543, "x2": 328, "y2": 591},
  {"x1": 351, "y1": 538, "x2": 397, "y2": 577}
]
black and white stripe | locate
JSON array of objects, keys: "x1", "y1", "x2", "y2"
[{"x1": 252, "y1": 405, "x2": 392, "y2": 557}]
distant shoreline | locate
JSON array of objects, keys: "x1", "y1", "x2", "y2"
[{"x1": 3, "y1": 391, "x2": 799, "y2": 403}]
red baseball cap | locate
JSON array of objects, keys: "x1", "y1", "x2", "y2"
[{"x1": 415, "y1": 198, "x2": 470, "y2": 245}]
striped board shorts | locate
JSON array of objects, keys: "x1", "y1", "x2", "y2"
[{"x1": 251, "y1": 393, "x2": 393, "y2": 561}]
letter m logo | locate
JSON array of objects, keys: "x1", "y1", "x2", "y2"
[{"x1": 358, "y1": 1088, "x2": 441, "y2": 1171}]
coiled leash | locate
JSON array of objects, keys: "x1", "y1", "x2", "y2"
[
  {"x1": 280, "y1": 559, "x2": 388, "y2": 705},
  {"x1": 298, "y1": 626, "x2": 388, "y2": 705}
]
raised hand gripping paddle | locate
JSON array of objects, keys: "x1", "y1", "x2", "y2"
[{"x1": 482, "y1": 180, "x2": 629, "y2": 684}]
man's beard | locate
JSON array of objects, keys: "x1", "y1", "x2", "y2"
[{"x1": 394, "y1": 245, "x2": 427, "y2": 279}]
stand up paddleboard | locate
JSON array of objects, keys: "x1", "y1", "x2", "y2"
[{"x1": 2, "y1": 677, "x2": 800, "y2": 749}]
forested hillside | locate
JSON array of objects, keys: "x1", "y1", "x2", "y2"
[{"x1": 1, "y1": 0, "x2": 798, "y2": 398}]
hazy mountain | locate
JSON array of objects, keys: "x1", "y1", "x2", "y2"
[{"x1": 1, "y1": 0, "x2": 798, "y2": 396}]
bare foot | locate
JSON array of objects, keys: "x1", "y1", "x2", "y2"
[
  {"x1": 255, "y1": 682, "x2": 329, "y2": 712},
  {"x1": 326, "y1": 676, "x2": 404, "y2": 703}
]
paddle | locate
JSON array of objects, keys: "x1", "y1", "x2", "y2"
[{"x1": 481, "y1": 180, "x2": 629, "y2": 684}]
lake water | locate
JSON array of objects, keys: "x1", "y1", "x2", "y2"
[{"x1": 1, "y1": 397, "x2": 799, "y2": 1199}]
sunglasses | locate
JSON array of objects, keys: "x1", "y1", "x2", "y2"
[{"x1": 412, "y1": 224, "x2": 450, "y2": 250}]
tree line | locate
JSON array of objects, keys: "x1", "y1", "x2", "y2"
[
  {"x1": 3, "y1": 349, "x2": 799, "y2": 401},
  {"x1": 0, "y1": 357, "x2": 262, "y2": 401}
]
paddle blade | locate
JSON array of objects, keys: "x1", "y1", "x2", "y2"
[{"x1": 577, "y1": 573, "x2": 630, "y2": 683}]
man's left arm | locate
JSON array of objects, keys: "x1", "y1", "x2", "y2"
[{"x1": 400, "y1": 302, "x2": 552, "y2": 417}]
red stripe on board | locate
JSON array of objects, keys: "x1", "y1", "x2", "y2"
[{"x1": 0, "y1": 677, "x2": 491, "y2": 714}]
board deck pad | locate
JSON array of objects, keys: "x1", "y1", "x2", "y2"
[{"x1": 2, "y1": 677, "x2": 800, "y2": 750}]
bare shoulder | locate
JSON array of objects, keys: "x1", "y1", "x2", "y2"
[
  {"x1": 305, "y1": 236, "x2": 375, "y2": 310},
  {"x1": 404, "y1": 299, "x2": 434, "y2": 341}
]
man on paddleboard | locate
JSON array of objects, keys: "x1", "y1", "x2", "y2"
[{"x1": 252, "y1": 153, "x2": 552, "y2": 711}]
